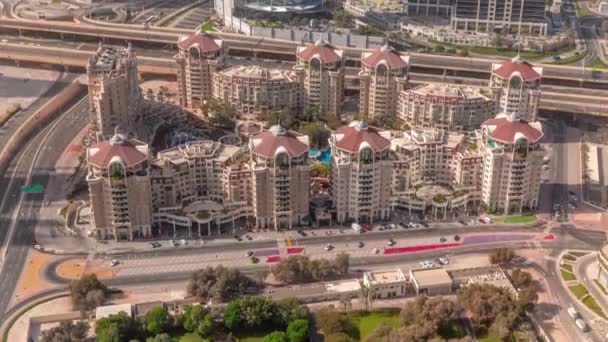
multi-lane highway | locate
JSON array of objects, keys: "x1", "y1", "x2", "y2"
[{"x1": 0, "y1": 94, "x2": 88, "y2": 323}]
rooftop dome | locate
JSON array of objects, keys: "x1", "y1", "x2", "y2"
[{"x1": 270, "y1": 124, "x2": 287, "y2": 136}]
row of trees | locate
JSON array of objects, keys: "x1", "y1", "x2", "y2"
[
  {"x1": 69, "y1": 274, "x2": 108, "y2": 314},
  {"x1": 187, "y1": 265, "x2": 257, "y2": 302},
  {"x1": 272, "y1": 253, "x2": 350, "y2": 284}
]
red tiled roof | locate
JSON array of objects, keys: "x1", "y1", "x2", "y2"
[
  {"x1": 178, "y1": 32, "x2": 222, "y2": 52},
  {"x1": 362, "y1": 46, "x2": 409, "y2": 69},
  {"x1": 296, "y1": 41, "x2": 342, "y2": 64},
  {"x1": 482, "y1": 117, "x2": 543, "y2": 144},
  {"x1": 251, "y1": 126, "x2": 308, "y2": 158},
  {"x1": 87, "y1": 136, "x2": 148, "y2": 168},
  {"x1": 492, "y1": 58, "x2": 541, "y2": 81},
  {"x1": 334, "y1": 122, "x2": 390, "y2": 153},
  {"x1": 237, "y1": 121, "x2": 262, "y2": 137}
]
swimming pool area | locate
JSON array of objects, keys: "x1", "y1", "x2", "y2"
[{"x1": 309, "y1": 147, "x2": 331, "y2": 164}]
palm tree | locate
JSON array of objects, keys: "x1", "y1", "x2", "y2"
[
  {"x1": 358, "y1": 285, "x2": 376, "y2": 312},
  {"x1": 338, "y1": 293, "x2": 352, "y2": 313}
]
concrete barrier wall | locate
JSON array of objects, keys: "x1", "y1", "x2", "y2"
[
  {"x1": 0, "y1": 80, "x2": 86, "y2": 177},
  {"x1": 30, "y1": 311, "x2": 82, "y2": 324}
]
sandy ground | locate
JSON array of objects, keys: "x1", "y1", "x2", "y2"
[
  {"x1": 12, "y1": 250, "x2": 56, "y2": 303},
  {"x1": 571, "y1": 212, "x2": 608, "y2": 231},
  {"x1": 56, "y1": 258, "x2": 115, "y2": 280},
  {"x1": 139, "y1": 78, "x2": 179, "y2": 102},
  {"x1": 6, "y1": 296, "x2": 73, "y2": 342},
  {"x1": 0, "y1": 65, "x2": 60, "y2": 115}
]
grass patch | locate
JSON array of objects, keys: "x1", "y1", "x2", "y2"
[
  {"x1": 347, "y1": 309, "x2": 400, "y2": 339},
  {"x1": 2, "y1": 294, "x2": 68, "y2": 342},
  {"x1": 200, "y1": 20, "x2": 216, "y2": 32},
  {"x1": 563, "y1": 254, "x2": 577, "y2": 261},
  {"x1": 492, "y1": 213, "x2": 536, "y2": 224},
  {"x1": 478, "y1": 334, "x2": 503, "y2": 342},
  {"x1": 561, "y1": 269, "x2": 577, "y2": 281},
  {"x1": 594, "y1": 279, "x2": 608, "y2": 295},
  {"x1": 583, "y1": 295, "x2": 607, "y2": 319},
  {"x1": 570, "y1": 251, "x2": 590, "y2": 258},
  {"x1": 587, "y1": 58, "x2": 608, "y2": 70},
  {"x1": 177, "y1": 332, "x2": 209, "y2": 342},
  {"x1": 569, "y1": 284, "x2": 589, "y2": 299},
  {"x1": 235, "y1": 331, "x2": 272, "y2": 342},
  {"x1": 575, "y1": 0, "x2": 593, "y2": 17},
  {"x1": 561, "y1": 264, "x2": 573, "y2": 272},
  {"x1": 552, "y1": 51, "x2": 586, "y2": 65}
]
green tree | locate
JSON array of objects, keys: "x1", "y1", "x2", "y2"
[
  {"x1": 489, "y1": 247, "x2": 515, "y2": 265},
  {"x1": 70, "y1": 274, "x2": 108, "y2": 313},
  {"x1": 334, "y1": 252, "x2": 350, "y2": 276},
  {"x1": 187, "y1": 265, "x2": 255, "y2": 302},
  {"x1": 224, "y1": 296, "x2": 278, "y2": 332},
  {"x1": 286, "y1": 319, "x2": 309, "y2": 342},
  {"x1": 299, "y1": 122, "x2": 330, "y2": 149},
  {"x1": 275, "y1": 298, "x2": 308, "y2": 327},
  {"x1": 144, "y1": 306, "x2": 171, "y2": 335},
  {"x1": 310, "y1": 161, "x2": 330, "y2": 178},
  {"x1": 263, "y1": 331, "x2": 289, "y2": 342},
  {"x1": 95, "y1": 311, "x2": 143, "y2": 342},
  {"x1": 40, "y1": 320, "x2": 89, "y2": 342},
  {"x1": 183, "y1": 305, "x2": 214, "y2": 338},
  {"x1": 325, "y1": 332, "x2": 356, "y2": 342},
  {"x1": 146, "y1": 333, "x2": 172, "y2": 342}
]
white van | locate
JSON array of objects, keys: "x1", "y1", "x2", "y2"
[
  {"x1": 575, "y1": 318, "x2": 588, "y2": 332},
  {"x1": 567, "y1": 306, "x2": 579, "y2": 320},
  {"x1": 351, "y1": 223, "x2": 362, "y2": 233}
]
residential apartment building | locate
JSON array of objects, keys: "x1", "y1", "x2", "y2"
[
  {"x1": 330, "y1": 121, "x2": 393, "y2": 223},
  {"x1": 294, "y1": 40, "x2": 345, "y2": 118},
  {"x1": 175, "y1": 31, "x2": 225, "y2": 110},
  {"x1": 398, "y1": 83, "x2": 496, "y2": 130},
  {"x1": 213, "y1": 65, "x2": 302, "y2": 116},
  {"x1": 490, "y1": 55, "x2": 543, "y2": 122},
  {"x1": 359, "y1": 45, "x2": 410, "y2": 121},
  {"x1": 86, "y1": 131, "x2": 152, "y2": 241},
  {"x1": 150, "y1": 140, "x2": 252, "y2": 235},
  {"x1": 86, "y1": 43, "x2": 141, "y2": 138},
  {"x1": 391, "y1": 128, "x2": 482, "y2": 218},
  {"x1": 480, "y1": 115, "x2": 544, "y2": 213},
  {"x1": 451, "y1": 0, "x2": 547, "y2": 35},
  {"x1": 249, "y1": 125, "x2": 311, "y2": 229}
]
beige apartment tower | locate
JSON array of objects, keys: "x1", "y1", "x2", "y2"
[
  {"x1": 86, "y1": 43, "x2": 141, "y2": 138},
  {"x1": 490, "y1": 56, "x2": 543, "y2": 122},
  {"x1": 480, "y1": 115, "x2": 544, "y2": 213},
  {"x1": 295, "y1": 40, "x2": 345, "y2": 118},
  {"x1": 175, "y1": 31, "x2": 225, "y2": 110},
  {"x1": 330, "y1": 121, "x2": 393, "y2": 223},
  {"x1": 86, "y1": 131, "x2": 152, "y2": 241},
  {"x1": 398, "y1": 83, "x2": 496, "y2": 130},
  {"x1": 213, "y1": 65, "x2": 302, "y2": 116},
  {"x1": 249, "y1": 125, "x2": 311, "y2": 230},
  {"x1": 359, "y1": 45, "x2": 409, "y2": 121}
]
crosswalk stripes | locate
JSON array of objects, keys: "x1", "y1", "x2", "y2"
[{"x1": 544, "y1": 255, "x2": 557, "y2": 262}]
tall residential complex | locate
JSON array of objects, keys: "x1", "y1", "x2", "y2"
[
  {"x1": 359, "y1": 45, "x2": 410, "y2": 121},
  {"x1": 480, "y1": 115, "x2": 544, "y2": 213},
  {"x1": 213, "y1": 65, "x2": 302, "y2": 116},
  {"x1": 330, "y1": 121, "x2": 393, "y2": 223},
  {"x1": 451, "y1": 0, "x2": 547, "y2": 35},
  {"x1": 398, "y1": 84, "x2": 496, "y2": 130},
  {"x1": 86, "y1": 43, "x2": 141, "y2": 138},
  {"x1": 86, "y1": 131, "x2": 152, "y2": 241},
  {"x1": 490, "y1": 55, "x2": 543, "y2": 122},
  {"x1": 249, "y1": 125, "x2": 311, "y2": 229},
  {"x1": 294, "y1": 40, "x2": 345, "y2": 118},
  {"x1": 175, "y1": 31, "x2": 225, "y2": 110}
]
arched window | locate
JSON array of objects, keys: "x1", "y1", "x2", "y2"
[
  {"x1": 515, "y1": 138, "x2": 528, "y2": 159},
  {"x1": 276, "y1": 153, "x2": 289, "y2": 169},
  {"x1": 360, "y1": 147, "x2": 373, "y2": 164},
  {"x1": 109, "y1": 162, "x2": 124, "y2": 180},
  {"x1": 509, "y1": 75, "x2": 522, "y2": 90},
  {"x1": 310, "y1": 58, "x2": 321, "y2": 71}
]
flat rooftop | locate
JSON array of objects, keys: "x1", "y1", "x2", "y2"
[
  {"x1": 410, "y1": 267, "x2": 453, "y2": 287},
  {"x1": 364, "y1": 269, "x2": 406, "y2": 284},
  {"x1": 95, "y1": 303, "x2": 132, "y2": 319},
  {"x1": 326, "y1": 279, "x2": 363, "y2": 293}
]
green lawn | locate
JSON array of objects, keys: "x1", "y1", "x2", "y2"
[
  {"x1": 563, "y1": 254, "x2": 577, "y2": 261},
  {"x1": 587, "y1": 58, "x2": 608, "y2": 70},
  {"x1": 570, "y1": 251, "x2": 590, "y2": 258},
  {"x1": 569, "y1": 284, "x2": 589, "y2": 299},
  {"x1": 561, "y1": 269, "x2": 577, "y2": 281},
  {"x1": 552, "y1": 52, "x2": 586, "y2": 65},
  {"x1": 347, "y1": 309, "x2": 400, "y2": 339},
  {"x1": 478, "y1": 334, "x2": 502, "y2": 342},
  {"x1": 177, "y1": 332, "x2": 208, "y2": 342},
  {"x1": 200, "y1": 20, "x2": 216, "y2": 32},
  {"x1": 561, "y1": 264, "x2": 573, "y2": 273},
  {"x1": 492, "y1": 214, "x2": 536, "y2": 224},
  {"x1": 583, "y1": 296, "x2": 607, "y2": 318}
]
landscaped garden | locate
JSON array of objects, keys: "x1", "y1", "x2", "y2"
[{"x1": 492, "y1": 213, "x2": 536, "y2": 224}]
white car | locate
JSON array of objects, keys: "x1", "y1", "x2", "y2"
[
  {"x1": 439, "y1": 257, "x2": 449, "y2": 265},
  {"x1": 324, "y1": 243, "x2": 333, "y2": 251},
  {"x1": 33, "y1": 244, "x2": 42, "y2": 250},
  {"x1": 110, "y1": 259, "x2": 120, "y2": 267},
  {"x1": 372, "y1": 248, "x2": 380, "y2": 255}
]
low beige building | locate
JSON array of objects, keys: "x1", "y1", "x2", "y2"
[
  {"x1": 362, "y1": 269, "x2": 407, "y2": 298},
  {"x1": 213, "y1": 65, "x2": 301, "y2": 116},
  {"x1": 330, "y1": 121, "x2": 393, "y2": 223},
  {"x1": 410, "y1": 267, "x2": 454, "y2": 295},
  {"x1": 398, "y1": 83, "x2": 496, "y2": 130},
  {"x1": 86, "y1": 131, "x2": 152, "y2": 241},
  {"x1": 249, "y1": 125, "x2": 311, "y2": 229}
]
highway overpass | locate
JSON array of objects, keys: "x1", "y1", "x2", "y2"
[
  {"x1": 1, "y1": 42, "x2": 605, "y2": 116},
  {"x1": 1, "y1": 18, "x2": 608, "y2": 90}
]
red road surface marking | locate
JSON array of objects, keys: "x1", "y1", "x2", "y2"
[
  {"x1": 266, "y1": 256, "x2": 280, "y2": 263},
  {"x1": 543, "y1": 234, "x2": 555, "y2": 240},
  {"x1": 287, "y1": 247, "x2": 304, "y2": 254},
  {"x1": 384, "y1": 243, "x2": 461, "y2": 255}
]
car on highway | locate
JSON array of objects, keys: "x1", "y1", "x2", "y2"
[
  {"x1": 372, "y1": 248, "x2": 380, "y2": 255},
  {"x1": 233, "y1": 235, "x2": 242, "y2": 242},
  {"x1": 568, "y1": 202, "x2": 577, "y2": 210},
  {"x1": 357, "y1": 241, "x2": 365, "y2": 248},
  {"x1": 439, "y1": 256, "x2": 449, "y2": 265},
  {"x1": 149, "y1": 242, "x2": 161, "y2": 248},
  {"x1": 458, "y1": 219, "x2": 467, "y2": 226},
  {"x1": 552, "y1": 55, "x2": 561, "y2": 61},
  {"x1": 420, "y1": 260, "x2": 434, "y2": 268},
  {"x1": 479, "y1": 216, "x2": 492, "y2": 224},
  {"x1": 246, "y1": 250, "x2": 255, "y2": 257},
  {"x1": 439, "y1": 237, "x2": 447, "y2": 243},
  {"x1": 454, "y1": 235, "x2": 460, "y2": 241},
  {"x1": 325, "y1": 243, "x2": 333, "y2": 251},
  {"x1": 33, "y1": 244, "x2": 42, "y2": 251},
  {"x1": 111, "y1": 259, "x2": 120, "y2": 267},
  {"x1": 249, "y1": 257, "x2": 259, "y2": 264},
  {"x1": 297, "y1": 229, "x2": 307, "y2": 237},
  {"x1": 387, "y1": 239, "x2": 396, "y2": 246}
]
